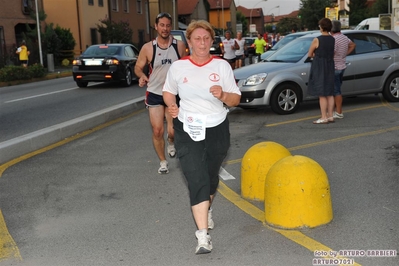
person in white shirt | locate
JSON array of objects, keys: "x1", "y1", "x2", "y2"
[
  {"x1": 234, "y1": 31, "x2": 246, "y2": 68},
  {"x1": 221, "y1": 30, "x2": 238, "y2": 69},
  {"x1": 163, "y1": 20, "x2": 241, "y2": 255}
]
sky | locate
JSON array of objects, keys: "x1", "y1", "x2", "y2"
[{"x1": 234, "y1": 0, "x2": 301, "y2": 17}]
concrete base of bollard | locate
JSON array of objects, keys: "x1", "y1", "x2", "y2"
[
  {"x1": 241, "y1": 141, "x2": 291, "y2": 201},
  {"x1": 264, "y1": 155, "x2": 333, "y2": 229}
]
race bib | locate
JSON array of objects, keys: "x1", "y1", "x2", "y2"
[{"x1": 183, "y1": 113, "x2": 206, "y2": 141}]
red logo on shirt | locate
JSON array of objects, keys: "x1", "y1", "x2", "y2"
[{"x1": 209, "y1": 73, "x2": 220, "y2": 82}]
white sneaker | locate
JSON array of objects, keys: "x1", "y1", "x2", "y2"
[
  {"x1": 333, "y1": 111, "x2": 344, "y2": 119},
  {"x1": 167, "y1": 142, "x2": 176, "y2": 158},
  {"x1": 208, "y1": 209, "x2": 214, "y2": 230},
  {"x1": 195, "y1": 229, "x2": 212, "y2": 254},
  {"x1": 158, "y1": 160, "x2": 169, "y2": 174}
]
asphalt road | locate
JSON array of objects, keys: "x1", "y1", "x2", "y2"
[
  {"x1": 0, "y1": 78, "x2": 145, "y2": 142},
  {"x1": 0, "y1": 86, "x2": 398, "y2": 265}
]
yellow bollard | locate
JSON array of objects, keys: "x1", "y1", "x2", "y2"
[
  {"x1": 264, "y1": 155, "x2": 333, "y2": 229},
  {"x1": 241, "y1": 141, "x2": 291, "y2": 201}
]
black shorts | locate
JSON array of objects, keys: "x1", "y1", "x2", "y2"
[
  {"x1": 145, "y1": 91, "x2": 166, "y2": 107},
  {"x1": 224, "y1": 58, "x2": 236, "y2": 64},
  {"x1": 173, "y1": 118, "x2": 230, "y2": 206},
  {"x1": 236, "y1": 55, "x2": 245, "y2": 60}
]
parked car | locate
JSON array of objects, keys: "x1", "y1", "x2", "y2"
[
  {"x1": 260, "y1": 31, "x2": 316, "y2": 61},
  {"x1": 210, "y1": 35, "x2": 224, "y2": 58},
  {"x1": 244, "y1": 37, "x2": 256, "y2": 57},
  {"x1": 170, "y1": 30, "x2": 190, "y2": 55},
  {"x1": 234, "y1": 30, "x2": 399, "y2": 115},
  {"x1": 72, "y1": 43, "x2": 139, "y2": 88}
]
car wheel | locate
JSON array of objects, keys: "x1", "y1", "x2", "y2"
[
  {"x1": 123, "y1": 68, "x2": 132, "y2": 87},
  {"x1": 76, "y1": 81, "x2": 88, "y2": 88},
  {"x1": 270, "y1": 83, "x2": 301, "y2": 115},
  {"x1": 382, "y1": 73, "x2": 399, "y2": 102}
]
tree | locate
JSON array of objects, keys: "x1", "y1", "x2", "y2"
[
  {"x1": 54, "y1": 26, "x2": 76, "y2": 63},
  {"x1": 369, "y1": 0, "x2": 389, "y2": 17},
  {"x1": 348, "y1": 0, "x2": 369, "y2": 26},
  {"x1": 236, "y1": 11, "x2": 248, "y2": 36},
  {"x1": 97, "y1": 18, "x2": 133, "y2": 43},
  {"x1": 277, "y1": 17, "x2": 302, "y2": 34},
  {"x1": 299, "y1": 0, "x2": 332, "y2": 30}
]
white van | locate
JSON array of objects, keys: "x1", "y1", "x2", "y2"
[{"x1": 355, "y1": 18, "x2": 379, "y2": 30}]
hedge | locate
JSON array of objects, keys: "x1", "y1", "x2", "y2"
[{"x1": 0, "y1": 64, "x2": 46, "y2": 82}]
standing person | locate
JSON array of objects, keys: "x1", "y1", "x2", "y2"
[
  {"x1": 16, "y1": 40, "x2": 30, "y2": 67},
  {"x1": 221, "y1": 30, "x2": 238, "y2": 69},
  {"x1": 134, "y1": 12, "x2": 187, "y2": 174},
  {"x1": 163, "y1": 20, "x2": 241, "y2": 254},
  {"x1": 307, "y1": 18, "x2": 335, "y2": 124},
  {"x1": 253, "y1": 33, "x2": 267, "y2": 63},
  {"x1": 331, "y1": 20, "x2": 356, "y2": 119},
  {"x1": 234, "y1": 31, "x2": 246, "y2": 68}
]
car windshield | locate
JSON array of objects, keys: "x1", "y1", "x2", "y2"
[
  {"x1": 265, "y1": 37, "x2": 313, "y2": 63},
  {"x1": 83, "y1": 46, "x2": 120, "y2": 56},
  {"x1": 270, "y1": 34, "x2": 302, "y2": 50},
  {"x1": 213, "y1": 37, "x2": 221, "y2": 44}
]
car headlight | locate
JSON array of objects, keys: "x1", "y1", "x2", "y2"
[
  {"x1": 105, "y1": 59, "x2": 119, "y2": 65},
  {"x1": 243, "y1": 73, "x2": 267, "y2": 86},
  {"x1": 72, "y1": 59, "x2": 82, "y2": 65}
]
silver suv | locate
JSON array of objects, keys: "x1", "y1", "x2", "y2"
[{"x1": 234, "y1": 30, "x2": 399, "y2": 114}]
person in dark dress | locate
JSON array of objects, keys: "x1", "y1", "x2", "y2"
[{"x1": 307, "y1": 18, "x2": 335, "y2": 124}]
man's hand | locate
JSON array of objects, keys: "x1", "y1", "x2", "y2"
[{"x1": 138, "y1": 75, "x2": 149, "y2": 87}]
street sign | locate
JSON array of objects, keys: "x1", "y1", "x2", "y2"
[{"x1": 250, "y1": 24, "x2": 256, "y2": 33}]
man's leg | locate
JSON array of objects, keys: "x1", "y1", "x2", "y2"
[
  {"x1": 148, "y1": 106, "x2": 168, "y2": 173},
  {"x1": 164, "y1": 106, "x2": 176, "y2": 157}
]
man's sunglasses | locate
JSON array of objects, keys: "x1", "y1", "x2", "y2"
[{"x1": 157, "y1": 12, "x2": 172, "y2": 19}]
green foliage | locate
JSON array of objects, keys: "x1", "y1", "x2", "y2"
[
  {"x1": 236, "y1": 11, "x2": 248, "y2": 36},
  {"x1": 0, "y1": 66, "x2": 31, "y2": 81},
  {"x1": 54, "y1": 25, "x2": 76, "y2": 63},
  {"x1": 369, "y1": 0, "x2": 389, "y2": 17},
  {"x1": 299, "y1": 0, "x2": 332, "y2": 30},
  {"x1": 97, "y1": 18, "x2": 133, "y2": 43},
  {"x1": 54, "y1": 26, "x2": 76, "y2": 50},
  {"x1": 0, "y1": 64, "x2": 46, "y2": 82},
  {"x1": 277, "y1": 17, "x2": 302, "y2": 34},
  {"x1": 348, "y1": 0, "x2": 370, "y2": 26},
  {"x1": 28, "y1": 64, "x2": 46, "y2": 78}
]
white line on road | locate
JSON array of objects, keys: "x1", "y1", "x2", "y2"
[
  {"x1": 5, "y1": 87, "x2": 79, "y2": 103},
  {"x1": 219, "y1": 167, "x2": 236, "y2": 180}
]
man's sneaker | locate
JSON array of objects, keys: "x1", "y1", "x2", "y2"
[
  {"x1": 158, "y1": 160, "x2": 169, "y2": 174},
  {"x1": 333, "y1": 111, "x2": 344, "y2": 119},
  {"x1": 208, "y1": 208, "x2": 214, "y2": 230},
  {"x1": 195, "y1": 229, "x2": 212, "y2": 254},
  {"x1": 167, "y1": 142, "x2": 176, "y2": 158}
]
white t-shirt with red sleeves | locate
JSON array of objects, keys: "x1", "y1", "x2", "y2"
[{"x1": 163, "y1": 57, "x2": 241, "y2": 128}]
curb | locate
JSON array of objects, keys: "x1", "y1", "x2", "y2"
[{"x1": 0, "y1": 97, "x2": 145, "y2": 165}]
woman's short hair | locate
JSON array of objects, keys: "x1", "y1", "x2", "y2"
[
  {"x1": 186, "y1": 20, "x2": 215, "y2": 41},
  {"x1": 318, "y1": 18, "x2": 332, "y2": 32}
]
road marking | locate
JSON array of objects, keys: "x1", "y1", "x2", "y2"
[
  {"x1": 0, "y1": 210, "x2": 22, "y2": 262},
  {"x1": 218, "y1": 167, "x2": 236, "y2": 180},
  {"x1": 265, "y1": 104, "x2": 384, "y2": 127},
  {"x1": 217, "y1": 181, "x2": 362, "y2": 266},
  {"x1": 0, "y1": 108, "x2": 146, "y2": 262},
  {"x1": 4, "y1": 88, "x2": 78, "y2": 103},
  {"x1": 4, "y1": 82, "x2": 103, "y2": 103}
]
